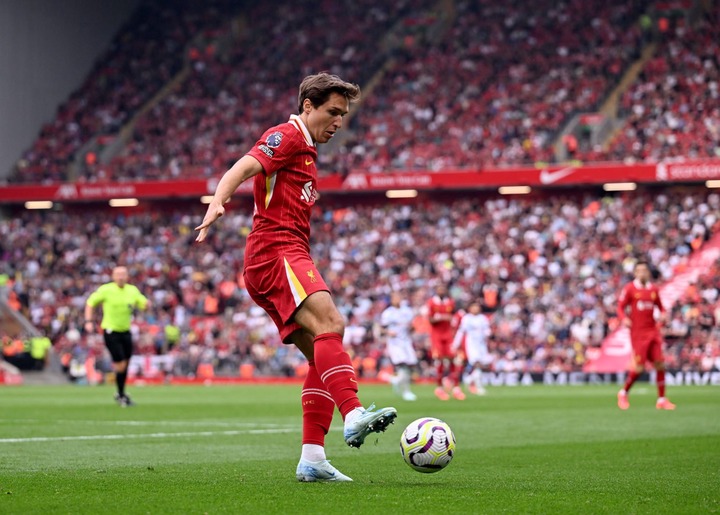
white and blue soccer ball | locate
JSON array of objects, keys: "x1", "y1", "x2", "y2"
[{"x1": 400, "y1": 417, "x2": 456, "y2": 473}]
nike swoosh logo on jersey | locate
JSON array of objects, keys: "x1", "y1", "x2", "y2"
[
  {"x1": 539, "y1": 167, "x2": 574, "y2": 184},
  {"x1": 305, "y1": 159, "x2": 313, "y2": 166}
]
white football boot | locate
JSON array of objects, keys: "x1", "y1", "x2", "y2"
[
  {"x1": 296, "y1": 459, "x2": 353, "y2": 482},
  {"x1": 343, "y1": 403, "x2": 397, "y2": 448}
]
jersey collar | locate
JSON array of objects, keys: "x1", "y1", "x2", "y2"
[
  {"x1": 633, "y1": 279, "x2": 651, "y2": 289},
  {"x1": 288, "y1": 114, "x2": 315, "y2": 147}
]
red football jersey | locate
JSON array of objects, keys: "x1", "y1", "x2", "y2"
[
  {"x1": 245, "y1": 115, "x2": 318, "y2": 263},
  {"x1": 427, "y1": 295, "x2": 455, "y2": 335},
  {"x1": 617, "y1": 280, "x2": 664, "y2": 334}
]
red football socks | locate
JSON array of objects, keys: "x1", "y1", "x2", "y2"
[
  {"x1": 313, "y1": 332, "x2": 362, "y2": 419},
  {"x1": 657, "y1": 369, "x2": 666, "y2": 398},
  {"x1": 436, "y1": 361, "x2": 445, "y2": 386},
  {"x1": 623, "y1": 370, "x2": 640, "y2": 392},
  {"x1": 450, "y1": 362, "x2": 462, "y2": 387},
  {"x1": 301, "y1": 360, "x2": 334, "y2": 446}
]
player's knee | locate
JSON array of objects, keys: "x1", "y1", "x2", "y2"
[
  {"x1": 321, "y1": 313, "x2": 345, "y2": 336},
  {"x1": 114, "y1": 361, "x2": 128, "y2": 373},
  {"x1": 320, "y1": 321, "x2": 345, "y2": 336},
  {"x1": 654, "y1": 361, "x2": 665, "y2": 371},
  {"x1": 305, "y1": 311, "x2": 345, "y2": 337}
]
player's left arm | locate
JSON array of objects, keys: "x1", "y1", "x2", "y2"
[
  {"x1": 407, "y1": 310, "x2": 417, "y2": 335},
  {"x1": 135, "y1": 287, "x2": 150, "y2": 311},
  {"x1": 654, "y1": 287, "x2": 667, "y2": 324},
  {"x1": 195, "y1": 155, "x2": 264, "y2": 242},
  {"x1": 482, "y1": 315, "x2": 492, "y2": 338},
  {"x1": 379, "y1": 311, "x2": 392, "y2": 337}
]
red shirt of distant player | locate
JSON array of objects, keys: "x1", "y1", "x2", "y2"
[
  {"x1": 617, "y1": 279, "x2": 665, "y2": 364},
  {"x1": 427, "y1": 295, "x2": 455, "y2": 358}
]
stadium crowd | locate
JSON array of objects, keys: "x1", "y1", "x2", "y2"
[
  {"x1": 14, "y1": 0, "x2": 708, "y2": 185},
  {"x1": 8, "y1": 0, "x2": 242, "y2": 184},
  {"x1": 1, "y1": 189, "x2": 719, "y2": 380},
  {"x1": 98, "y1": 0, "x2": 651, "y2": 180},
  {"x1": 582, "y1": 4, "x2": 720, "y2": 162},
  {"x1": 334, "y1": 0, "x2": 648, "y2": 173},
  {"x1": 84, "y1": 0, "x2": 435, "y2": 182}
]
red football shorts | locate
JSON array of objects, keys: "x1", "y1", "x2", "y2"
[
  {"x1": 431, "y1": 332, "x2": 454, "y2": 360},
  {"x1": 243, "y1": 252, "x2": 329, "y2": 343},
  {"x1": 631, "y1": 332, "x2": 663, "y2": 365}
]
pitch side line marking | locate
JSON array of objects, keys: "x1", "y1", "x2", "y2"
[
  {"x1": 0, "y1": 420, "x2": 288, "y2": 428},
  {"x1": 0, "y1": 428, "x2": 299, "y2": 444}
]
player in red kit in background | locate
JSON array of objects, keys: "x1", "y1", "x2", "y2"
[
  {"x1": 196, "y1": 73, "x2": 397, "y2": 482},
  {"x1": 616, "y1": 261, "x2": 676, "y2": 410},
  {"x1": 427, "y1": 284, "x2": 464, "y2": 401}
]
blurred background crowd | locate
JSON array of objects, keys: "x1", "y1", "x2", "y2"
[
  {"x1": 2, "y1": 190, "x2": 719, "y2": 380},
  {"x1": 2, "y1": 0, "x2": 719, "y2": 380}
]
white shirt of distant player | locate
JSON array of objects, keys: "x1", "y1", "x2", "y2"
[
  {"x1": 453, "y1": 312, "x2": 492, "y2": 366},
  {"x1": 380, "y1": 304, "x2": 417, "y2": 365}
]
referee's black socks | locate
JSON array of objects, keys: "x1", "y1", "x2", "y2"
[{"x1": 116, "y1": 371, "x2": 127, "y2": 397}]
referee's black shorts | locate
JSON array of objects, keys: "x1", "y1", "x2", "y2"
[{"x1": 103, "y1": 330, "x2": 133, "y2": 363}]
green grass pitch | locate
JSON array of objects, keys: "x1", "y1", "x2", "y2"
[{"x1": 1, "y1": 383, "x2": 718, "y2": 514}]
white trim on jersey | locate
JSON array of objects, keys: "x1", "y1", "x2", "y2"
[{"x1": 289, "y1": 114, "x2": 314, "y2": 147}]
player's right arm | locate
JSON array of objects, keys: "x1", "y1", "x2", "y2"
[
  {"x1": 617, "y1": 284, "x2": 632, "y2": 328},
  {"x1": 84, "y1": 286, "x2": 104, "y2": 332},
  {"x1": 195, "y1": 155, "x2": 264, "y2": 242},
  {"x1": 427, "y1": 300, "x2": 446, "y2": 324},
  {"x1": 380, "y1": 309, "x2": 396, "y2": 337}
]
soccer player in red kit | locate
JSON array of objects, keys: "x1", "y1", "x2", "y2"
[
  {"x1": 616, "y1": 261, "x2": 676, "y2": 410},
  {"x1": 427, "y1": 284, "x2": 464, "y2": 400},
  {"x1": 196, "y1": 73, "x2": 397, "y2": 482}
]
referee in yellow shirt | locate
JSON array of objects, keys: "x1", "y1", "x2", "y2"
[{"x1": 84, "y1": 266, "x2": 149, "y2": 406}]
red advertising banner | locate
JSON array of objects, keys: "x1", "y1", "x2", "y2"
[{"x1": 1, "y1": 159, "x2": 718, "y2": 203}]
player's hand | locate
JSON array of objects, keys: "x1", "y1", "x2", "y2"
[
  {"x1": 195, "y1": 201, "x2": 225, "y2": 242},
  {"x1": 622, "y1": 318, "x2": 632, "y2": 328},
  {"x1": 84, "y1": 321, "x2": 95, "y2": 333}
]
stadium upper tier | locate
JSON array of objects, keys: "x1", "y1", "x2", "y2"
[
  {"x1": 7, "y1": 1, "x2": 718, "y2": 185},
  {"x1": 11, "y1": 0, "x2": 243, "y2": 184},
  {"x1": 2, "y1": 188, "x2": 718, "y2": 375},
  {"x1": 333, "y1": 0, "x2": 648, "y2": 173},
  {"x1": 580, "y1": 4, "x2": 720, "y2": 163}
]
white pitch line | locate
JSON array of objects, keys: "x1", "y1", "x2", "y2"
[
  {"x1": 0, "y1": 428, "x2": 297, "y2": 444},
  {"x1": 1, "y1": 419, "x2": 286, "y2": 428}
]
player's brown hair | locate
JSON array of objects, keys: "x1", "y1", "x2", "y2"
[{"x1": 298, "y1": 73, "x2": 361, "y2": 113}]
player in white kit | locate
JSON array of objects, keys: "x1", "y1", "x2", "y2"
[
  {"x1": 452, "y1": 300, "x2": 492, "y2": 395},
  {"x1": 379, "y1": 292, "x2": 418, "y2": 401}
]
